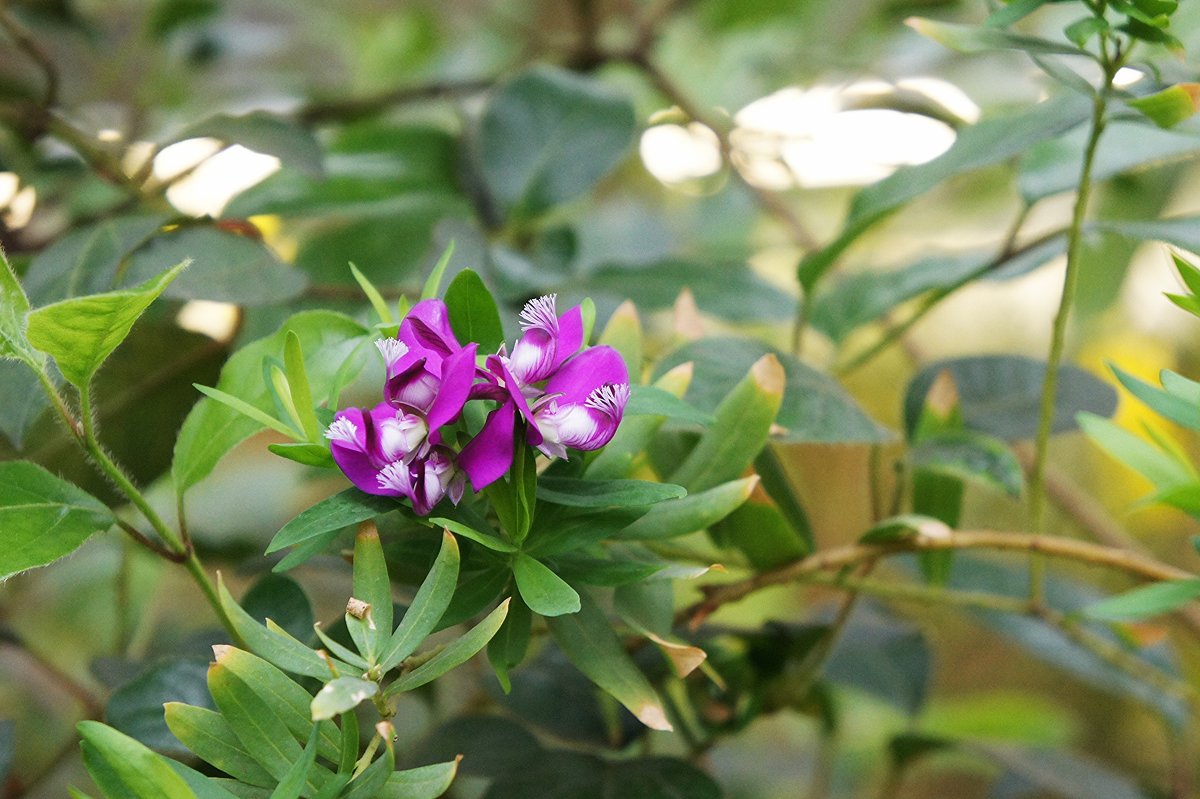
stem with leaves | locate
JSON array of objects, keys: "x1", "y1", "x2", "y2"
[{"x1": 1028, "y1": 37, "x2": 1123, "y2": 536}]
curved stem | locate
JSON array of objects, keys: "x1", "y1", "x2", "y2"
[{"x1": 1029, "y1": 71, "x2": 1113, "y2": 534}]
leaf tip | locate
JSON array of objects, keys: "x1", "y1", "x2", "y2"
[
  {"x1": 751, "y1": 353, "x2": 785, "y2": 396},
  {"x1": 635, "y1": 702, "x2": 674, "y2": 731}
]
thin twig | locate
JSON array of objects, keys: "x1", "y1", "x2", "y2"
[{"x1": 0, "y1": 0, "x2": 59, "y2": 108}]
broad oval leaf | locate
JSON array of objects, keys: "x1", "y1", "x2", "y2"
[
  {"x1": 444, "y1": 269, "x2": 504, "y2": 353},
  {"x1": 0, "y1": 249, "x2": 38, "y2": 366},
  {"x1": 480, "y1": 66, "x2": 635, "y2": 219},
  {"x1": 903, "y1": 355, "x2": 1117, "y2": 440},
  {"x1": 167, "y1": 111, "x2": 324, "y2": 178},
  {"x1": 0, "y1": 461, "x2": 115, "y2": 581},
  {"x1": 106, "y1": 658, "x2": 212, "y2": 757},
  {"x1": 380, "y1": 760, "x2": 460, "y2": 799},
  {"x1": 310, "y1": 677, "x2": 379, "y2": 721}
]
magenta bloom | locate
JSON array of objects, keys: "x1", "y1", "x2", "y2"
[
  {"x1": 324, "y1": 404, "x2": 466, "y2": 515},
  {"x1": 531, "y1": 346, "x2": 630, "y2": 459},
  {"x1": 507, "y1": 295, "x2": 584, "y2": 384},
  {"x1": 459, "y1": 298, "x2": 630, "y2": 491}
]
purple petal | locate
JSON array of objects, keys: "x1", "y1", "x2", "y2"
[
  {"x1": 327, "y1": 408, "x2": 396, "y2": 496},
  {"x1": 426, "y1": 344, "x2": 478, "y2": 432},
  {"x1": 549, "y1": 305, "x2": 584, "y2": 374},
  {"x1": 544, "y1": 346, "x2": 628, "y2": 405},
  {"x1": 492, "y1": 356, "x2": 541, "y2": 445},
  {"x1": 370, "y1": 403, "x2": 428, "y2": 463},
  {"x1": 458, "y1": 402, "x2": 515, "y2": 491},
  {"x1": 385, "y1": 357, "x2": 439, "y2": 413},
  {"x1": 509, "y1": 327, "x2": 556, "y2": 384},
  {"x1": 400, "y1": 299, "x2": 460, "y2": 362}
]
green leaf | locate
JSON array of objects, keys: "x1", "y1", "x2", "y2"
[
  {"x1": 165, "y1": 761, "x2": 245, "y2": 799},
  {"x1": 379, "y1": 761, "x2": 460, "y2": 799},
  {"x1": 480, "y1": 66, "x2": 635, "y2": 219},
  {"x1": 1170, "y1": 252, "x2": 1200, "y2": 295},
  {"x1": 341, "y1": 739, "x2": 395, "y2": 799},
  {"x1": 120, "y1": 227, "x2": 307, "y2": 306},
  {"x1": 444, "y1": 269, "x2": 504, "y2": 352},
  {"x1": 1110, "y1": 365, "x2": 1200, "y2": 430},
  {"x1": 513, "y1": 554, "x2": 580, "y2": 617},
  {"x1": 384, "y1": 599, "x2": 510, "y2": 695},
  {"x1": 77, "y1": 721, "x2": 195, "y2": 799},
  {"x1": 1086, "y1": 579, "x2": 1200, "y2": 621},
  {"x1": 0, "y1": 362, "x2": 49, "y2": 448},
  {"x1": 1128, "y1": 84, "x2": 1200, "y2": 128},
  {"x1": 420, "y1": 240, "x2": 456, "y2": 301},
  {"x1": 217, "y1": 576, "x2": 343, "y2": 680},
  {"x1": 310, "y1": 678, "x2": 379, "y2": 721},
  {"x1": 670, "y1": 354, "x2": 783, "y2": 493},
  {"x1": 0, "y1": 247, "x2": 39, "y2": 366},
  {"x1": 484, "y1": 754, "x2": 720, "y2": 799},
  {"x1": 710, "y1": 502, "x2": 809, "y2": 569},
  {"x1": 26, "y1": 262, "x2": 187, "y2": 387},
  {"x1": 169, "y1": 112, "x2": 324, "y2": 177},
  {"x1": 164, "y1": 704, "x2": 274, "y2": 788},
  {"x1": 985, "y1": 0, "x2": 1049, "y2": 27},
  {"x1": 536, "y1": 477, "x2": 686, "y2": 508},
  {"x1": 192, "y1": 384, "x2": 299, "y2": 438},
  {"x1": 546, "y1": 591, "x2": 672, "y2": 731},
  {"x1": 282, "y1": 331, "x2": 320, "y2": 441},
  {"x1": 1078, "y1": 413, "x2": 1195, "y2": 489},
  {"x1": 267, "y1": 725, "x2": 319, "y2": 799},
  {"x1": 379, "y1": 531, "x2": 461, "y2": 671},
  {"x1": 267, "y1": 488, "x2": 397, "y2": 556},
  {"x1": 350, "y1": 263, "x2": 395, "y2": 325},
  {"x1": 911, "y1": 431, "x2": 1024, "y2": 497},
  {"x1": 614, "y1": 477, "x2": 758, "y2": 541},
  {"x1": 172, "y1": 311, "x2": 369, "y2": 495},
  {"x1": 348, "y1": 526, "x2": 392, "y2": 663},
  {"x1": 267, "y1": 442, "x2": 335, "y2": 468},
  {"x1": 429, "y1": 517, "x2": 517, "y2": 552},
  {"x1": 0, "y1": 461, "x2": 115, "y2": 581},
  {"x1": 907, "y1": 17, "x2": 1084, "y2": 56},
  {"x1": 903, "y1": 356, "x2": 1117, "y2": 440},
  {"x1": 625, "y1": 385, "x2": 714, "y2": 425},
  {"x1": 1065, "y1": 16, "x2": 1109, "y2": 47},
  {"x1": 655, "y1": 337, "x2": 891, "y2": 444}
]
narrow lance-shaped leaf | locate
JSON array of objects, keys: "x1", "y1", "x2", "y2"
[
  {"x1": 429, "y1": 517, "x2": 516, "y2": 552},
  {"x1": 0, "y1": 461, "x2": 116, "y2": 581},
  {"x1": 536, "y1": 477, "x2": 686, "y2": 508},
  {"x1": 267, "y1": 488, "x2": 397, "y2": 556},
  {"x1": 77, "y1": 721, "x2": 195, "y2": 799},
  {"x1": 206, "y1": 663, "x2": 303, "y2": 781},
  {"x1": 283, "y1": 331, "x2": 321, "y2": 441},
  {"x1": 587, "y1": 361, "x2": 693, "y2": 479},
  {"x1": 614, "y1": 476, "x2": 759, "y2": 541},
  {"x1": 163, "y1": 703, "x2": 275, "y2": 788},
  {"x1": 598, "y1": 300, "x2": 643, "y2": 379},
  {"x1": 384, "y1": 599, "x2": 511, "y2": 695},
  {"x1": 420, "y1": 240, "x2": 456, "y2": 301},
  {"x1": 671, "y1": 354, "x2": 784, "y2": 493},
  {"x1": 379, "y1": 532, "x2": 461, "y2": 671},
  {"x1": 1086, "y1": 579, "x2": 1200, "y2": 621},
  {"x1": 26, "y1": 262, "x2": 187, "y2": 387},
  {"x1": 267, "y1": 725, "x2": 320, "y2": 799},
  {"x1": 347, "y1": 525, "x2": 393, "y2": 664},
  {"x1": 350, "y1": 262, "x2": 396, "y2": 325},
  {"x1": 546, "y1": 591, "x2": 673, "y2": 731}
]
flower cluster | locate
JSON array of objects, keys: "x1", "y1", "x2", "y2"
[{"x1": 325, "y1": 295, "x2": 630, "y2": 515}]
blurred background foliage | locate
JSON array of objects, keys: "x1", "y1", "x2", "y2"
[{"x1": 5, "y1": 0, "x2": 1200, "y2": 797}]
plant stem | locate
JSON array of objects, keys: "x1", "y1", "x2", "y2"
[
  {"x1": 77, "y1": 382, "x2": 184, "y2": 554},
  {"x1": 1028, "y1": 78, "x2": 1111, "y2": 534},
  {"x1": 804, "y1": 571, "x2": 1032, "y2": 615},
  {"x1": 681, "y1": 528, "x2": 1193, "y2": 627}
]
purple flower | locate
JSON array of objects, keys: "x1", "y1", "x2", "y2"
[
  {"x1": 459, "y1": 345, "x2": 630, "y2": 490},
  {"x1": 506, "y1": 295, "x2": 583, "y2": 384},
  {"x1": 532, "y1": 346, "x2": 630, "y2": 458},
  {"x1": 325, "y1": 404, "x2": 465, "y2": 515}
]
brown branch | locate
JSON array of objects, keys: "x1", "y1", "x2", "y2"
[
  {"x1": 296, "y1": 78, "x2": 495, "y2": 125},
  {"x1": 117, "y1": 520, "x2": 187, "y2": 563},
  {"x1": 682, "y1": 529, "x2": 1194, "y2": 628}
]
